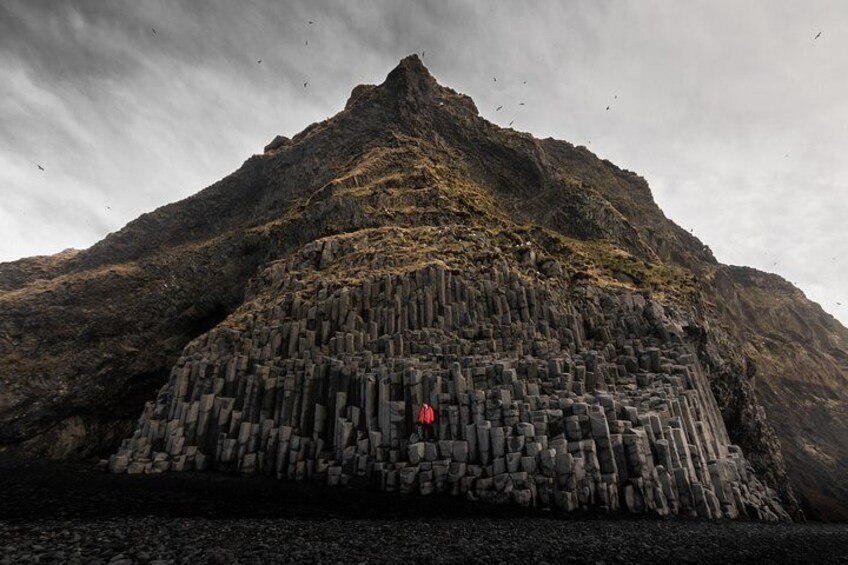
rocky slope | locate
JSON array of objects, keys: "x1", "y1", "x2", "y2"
[{"x1": 1, "y1": 55, "x2": 846, "y2": 519}]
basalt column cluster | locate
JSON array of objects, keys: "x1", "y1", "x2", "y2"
[{"x1": 110, "y1": 237, "x2": 789, "y2": 521}]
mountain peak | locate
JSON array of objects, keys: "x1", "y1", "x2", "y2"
[
  {"x1": 392, "y1": 53, "x2": 429, "y2": 74},
  {"x1": 344, "y1": 54, "x2": 477, "y2": 117},
  {"x1": 383, "y1": 54, "x2": 440, "y2": 110}
]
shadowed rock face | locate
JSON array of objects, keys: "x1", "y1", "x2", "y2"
[{"x1": 1, "y1": 55, "x2": 846, "y2": 519}]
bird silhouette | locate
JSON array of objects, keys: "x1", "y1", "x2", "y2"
[
  {"x1": 837, "y1": 302, "x2": 843, "y2": 306},
  {"x1": 614, "y1": 95, "x2": 618, "y2": 99},
  {"x1": 303, "y1": 81, "x2": 309, "y2": 88},
  {"x1": 606, "y1": 106, "x2": 610, "y2": 111},
  {"x1": 308, "y1": 20, "x2": 314, "y2": 24},
  {"x1": 36, "y1": 164, "x2": 44, "y2": 171},
  {"x1": 421, "y1": 50, "x2": 425, "y2": 58},
  {"x1": 493, "y1": 77, "x2": 497, "y2": 82},
  {"x1": 106, "y1": 205, "x2": 111, "y2": 210},
  {"x1": 815, "y1": 31, "x2": 822, "y2": 39},
  {"x1": 523, "y1": 81, "x2": 527, "y2": 84},
  {"x1": 496, "y1": 105, "x2": 503, "y2": 111},
  {"x1": 508, "y1": 120, "x2": 514, "y2": 126},
  {"x1": 305, "y1": 40, "x2": 308, "y2": 46},
  {"x1": 519, "y1": 102, "x2": 525, "y2": 106},
  {"x1": 257, "y1": 60, "x2": 262, "y2": 64},
  {"x1": 151, "y1": 28, "x2": 156, "y2": 35}
]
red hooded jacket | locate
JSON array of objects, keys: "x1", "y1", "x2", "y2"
[{"x1": 418, "y1": 404, "x2": 435, "y2": 425}]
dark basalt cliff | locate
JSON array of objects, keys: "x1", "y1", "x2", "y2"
[{"x1": 1, "y1": 55, "x2": 846, "y2": 520}]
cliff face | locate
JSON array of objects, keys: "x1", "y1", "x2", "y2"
[
  {"x1": 708, "y1": 266, "x2": 848, "y2": 521},
  {"x1": 104, "y1": 226, "x2": 789, "y2": 520},
  {"x1": 1, "y1": 55, "x2": 845, "y2": 519}
]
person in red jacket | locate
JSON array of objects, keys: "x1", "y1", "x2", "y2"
[{"x1": 418, "y1": 403, "x2": 435, "y2": 442}]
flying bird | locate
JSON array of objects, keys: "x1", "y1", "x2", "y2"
[
  {"x1": 151, "y1": 28, "x2": 156, "y2": 35},
  {"x1": 606, "y1": 106, "x2": 610, "y2": 110},
  {"x1": 496, "y1": 105, "x2": 503, "y2": 111},
  {"x1": 257, "y1": 60, "x2": 262, "y2": 64},
  {"x1": 523, "y1": 81, "x2": 527, "y2": 84},
  {"x1": 421, "y1": 50, "x2": 425, "y2": 58},
  {"x1": 303, "y1": 81, "x2": 309, "y2": 88},
  {"x1": 508, "y1": 120, "x2": 514, "y2": 126},
  {"x1": 614, "y1": 95, "x2": 618, "y2": 99},
  {"x1": 106, "y1": 205, "x2": 111, "y2": 210},
  {"x1": 493, "y1": 77, "x2": 497, "y2": 82},
  {"x1": 519, "y1": 102, "x2": 525, "y2": 106},
  {"x1": 815, "y1": 31, "x2": 822, "y2": 39},
  {"x1": 308, "y1": 20, "x2": 314, "y2": 24},
  {"x1": 36, "y1": 164, "x2": 44, "y2": 171},
  {"x1": 305, "y1": 40, "x2": 308, "y2": 46},
  {"x1": 837, "y1": 302, "x2": 843, "y2": 306}
]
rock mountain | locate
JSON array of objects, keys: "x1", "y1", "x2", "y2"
[{"x1": 1, "y1": 55, "x2": 846, "y2": 520}]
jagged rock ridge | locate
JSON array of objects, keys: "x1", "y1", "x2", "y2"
[{"x1": 2, "y1": 55, "x2": 847, "y2": 519}]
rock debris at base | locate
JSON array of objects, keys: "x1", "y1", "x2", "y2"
[
  {"x1": 0, "y1": 459, "x2": 848, "y2": 565},
  {"x1": 2, "y1": 460, "x2": 847, "y2": 565},
  {"x1": 4, "y1": 516, "x2": 848, "y2": 565}
]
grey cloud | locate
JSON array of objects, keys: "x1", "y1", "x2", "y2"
[{"x1": 1, "y1": 0, "x2": 845, "y2": 324}]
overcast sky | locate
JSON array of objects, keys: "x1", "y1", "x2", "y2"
[{"x1": 1, "y1": 1, "x2": 846, "y2": 325}]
